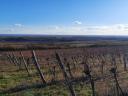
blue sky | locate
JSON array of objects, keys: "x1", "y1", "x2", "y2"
[{"x1": 0, "y1": 0, "x2": 128, "y2": 35}]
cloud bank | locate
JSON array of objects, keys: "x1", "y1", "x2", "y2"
[{"x1": 0, "y1": 24, "x2": 128, "y2": 35}]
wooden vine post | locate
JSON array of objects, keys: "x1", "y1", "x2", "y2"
[
  {"x1": 55, "y1": 52, "x2": 76, "y2": 96},
  {"x1": 20, "y1": 52, "x2": 30, "y2": 76},
  {"x1": 12, "y1": 52, "x2": 22, "y2": 70},
  {"x1": 110, "y1": 67, "x2": 124, "y2": 96},
  {"x1": 122, "y1": 53, "x2": 127, "y2": 71},
  {"x1": 83, "y1": 64, "x2": 95, "y2": 96},
  {"x1": 6, "y1": 54, "x2": 13, "y2": 65},
  {"x1": 32, "y1": 50, "x2": 46, "y2": 84},
  {"x1": 64, "y1": 58, "x2": 74, "y2": 79}
]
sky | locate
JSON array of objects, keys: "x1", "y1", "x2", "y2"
[{"x1": 0, "y1": 0, "x2": 128, "y2": 35}]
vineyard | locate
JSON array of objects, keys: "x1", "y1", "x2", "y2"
[{"x1": 0, "y1": 46, "x2": 128, "y2": 96}]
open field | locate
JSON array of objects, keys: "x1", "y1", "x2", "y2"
[{"x1": 0, "y1": 36, "x2": 128, "y2": 96}]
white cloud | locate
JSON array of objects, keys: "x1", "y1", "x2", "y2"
[
  {"x1": 74, "y1": 21, "x2": 82, "y2": 25},
  {"x1": 1, "y1": 24, "x2": 128, "y2": 35},
  {"x1": 14, "y1": 24, "x2": 23, "y2": 27}
]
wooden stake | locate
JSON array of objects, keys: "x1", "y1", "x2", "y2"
[
  {"x1": 55, "y1": 52, "x2": 76, "y2": 96},
  {"x1": 32, "y1": 50, "x2": 46, "y2": 84},
  {"x1": 20, "y1": 52, "x2": 30, "y2": 76}
]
